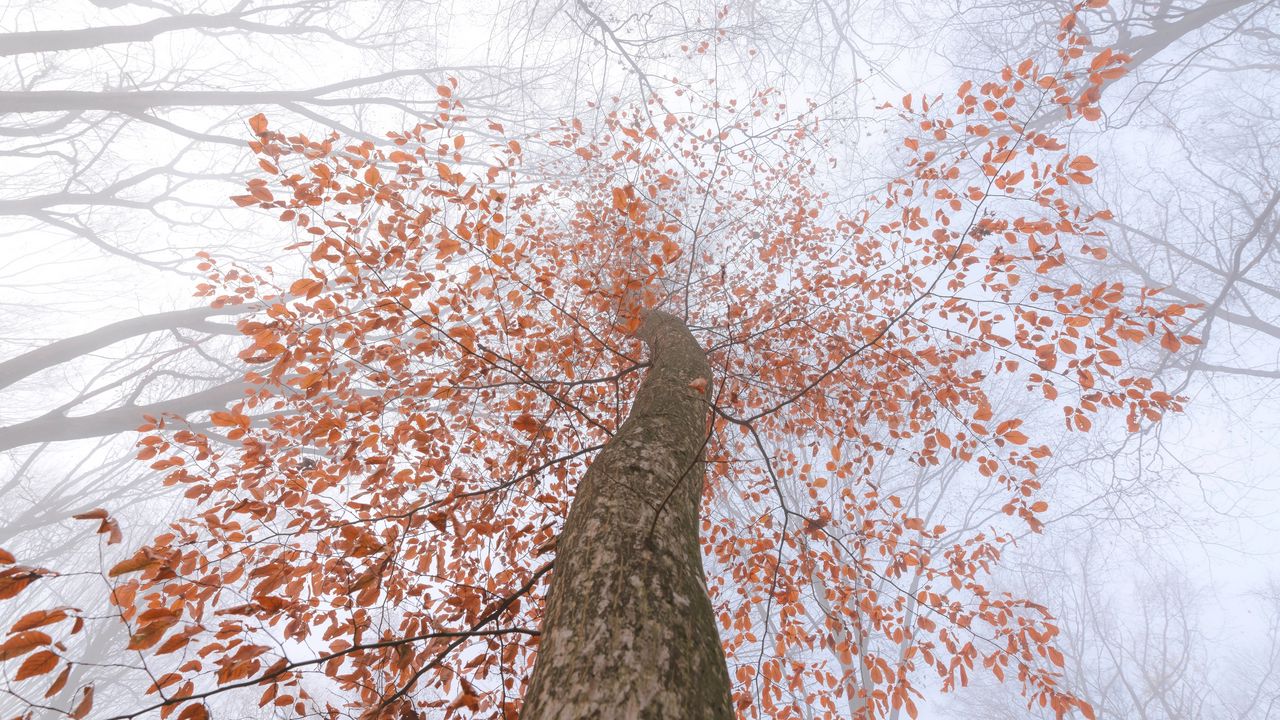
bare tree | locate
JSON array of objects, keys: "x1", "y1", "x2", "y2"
[
  {"x1": 942, "y1": 536, "x2": 1280, "y2": 719},
  {"x1": 3, "y1": 2, "x2": 1279, "y2": 718}
]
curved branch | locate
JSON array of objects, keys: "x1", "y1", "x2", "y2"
[
  {"x1": 0, "y1": 306, "x2": 248, "y2": 392},
  {"x1": 0, "y1": 380, "x2": 245, "y2": 452}
]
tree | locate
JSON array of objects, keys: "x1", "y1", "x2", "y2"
[
  {"x1": 1, "y1": 2, "x2": 1195, "y2": 718},
  {"x1": 936, "y1": 0, "x2": 1280, "y2": 384},
  {"x1": 521, "y1": 309, "x2": 732, "y2": 718},
  {"x1": 941, "y1": 534, "x2": 1280, "y2": 720}
]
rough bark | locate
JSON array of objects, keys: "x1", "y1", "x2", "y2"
[{"x1": 522, "y1": 311, "x2": 733, "y2": 720}]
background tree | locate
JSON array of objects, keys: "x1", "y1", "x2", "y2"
[
  {"x1": 943, "y1": 532, "x2": 1280, "y2": 719},
  {"x1": 928, "y1": 5, "x2": 1280, "y2": 716},
  {"x1": 0, "y1": 4, "x2": 1201, "y2": 717},
  {"x1": 2, "y1": 1, "x2": 1276, "y2": 719}
]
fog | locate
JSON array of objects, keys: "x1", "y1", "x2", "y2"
[{"x1": 1, "y1": 1, "x2": 1277, "y2": 718}]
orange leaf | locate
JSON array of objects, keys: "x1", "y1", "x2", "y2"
[
  {"x1": 289, "y1": 278, "x2": 322, "y2": 297},
  {"x1": 104, "y1": 518, "x2": 123, "y2": 545},
  {"x1": 436, "y1": 236, "x2": 463, "y2": 259},
  {"x1": 1089, "y1": 48, "x2": 1113, "y2": 72},
  {"x1": 1068, "y1": 155, "x2": 1097, "y2": 171},
  {"x1": 70, "y1": 685, "x2": 94, "y2": 720},
  {"x1": 426, "y1": 511, "x2": 449, "y2": 534},
  {"x1": 0, "y1": 567, "x2": 43, "y2": 601},
  {"x1": 209, "y1": 411, "x2": 240, "y2": 427},
  {"x1": 11, "y1": 609, "x2": 68, "y2": 632},
  {"x1": 44, "y1": 663, "x2": 70, "y2": 699},
  {"x1": 109, "y1": 553, "x2": 158, "y2": 578},
  {"x1": 447, "y1": 324, "x2": 478, "y2": 352},
  {"x1": 1047, "y1": 646, "x2": 1065, "y2": 667},
  {"x1": 512, "y1": 414, "x2": 540, "y2": 434},
  {"x1": 127, "y1": 612, "x2": 180, "y2": 651},
  {"x1": 177, "y1": 702, "x2": 210, "y2": 720},
  {"x1": 155, "y1": 628, "x2": 197, "y2": 656},
  {"x1": 248, "y1": 113, "x2": 268, "y2": 135},
  {"x1": 0, "y1": 631, "x2": 51, "y2": 661},
  {"x1": 15, "y1": 650, "x2": 58, "y2": 681}
]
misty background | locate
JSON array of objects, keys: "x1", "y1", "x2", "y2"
[{"x1": 1, "y1": 0, "x2": 1277, "y2": 717}]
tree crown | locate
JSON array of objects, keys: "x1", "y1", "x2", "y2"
[{"x1": 0, "y1": 3, "x2": 1194, "y2": 718}]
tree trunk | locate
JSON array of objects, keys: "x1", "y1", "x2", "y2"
[{"x1": 522, "y1": 311, "x2": 733, "y2": 720}]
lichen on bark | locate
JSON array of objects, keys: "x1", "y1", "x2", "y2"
[{"x1": 521, "y1": 310, "x2": 733, "y2": 720}]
